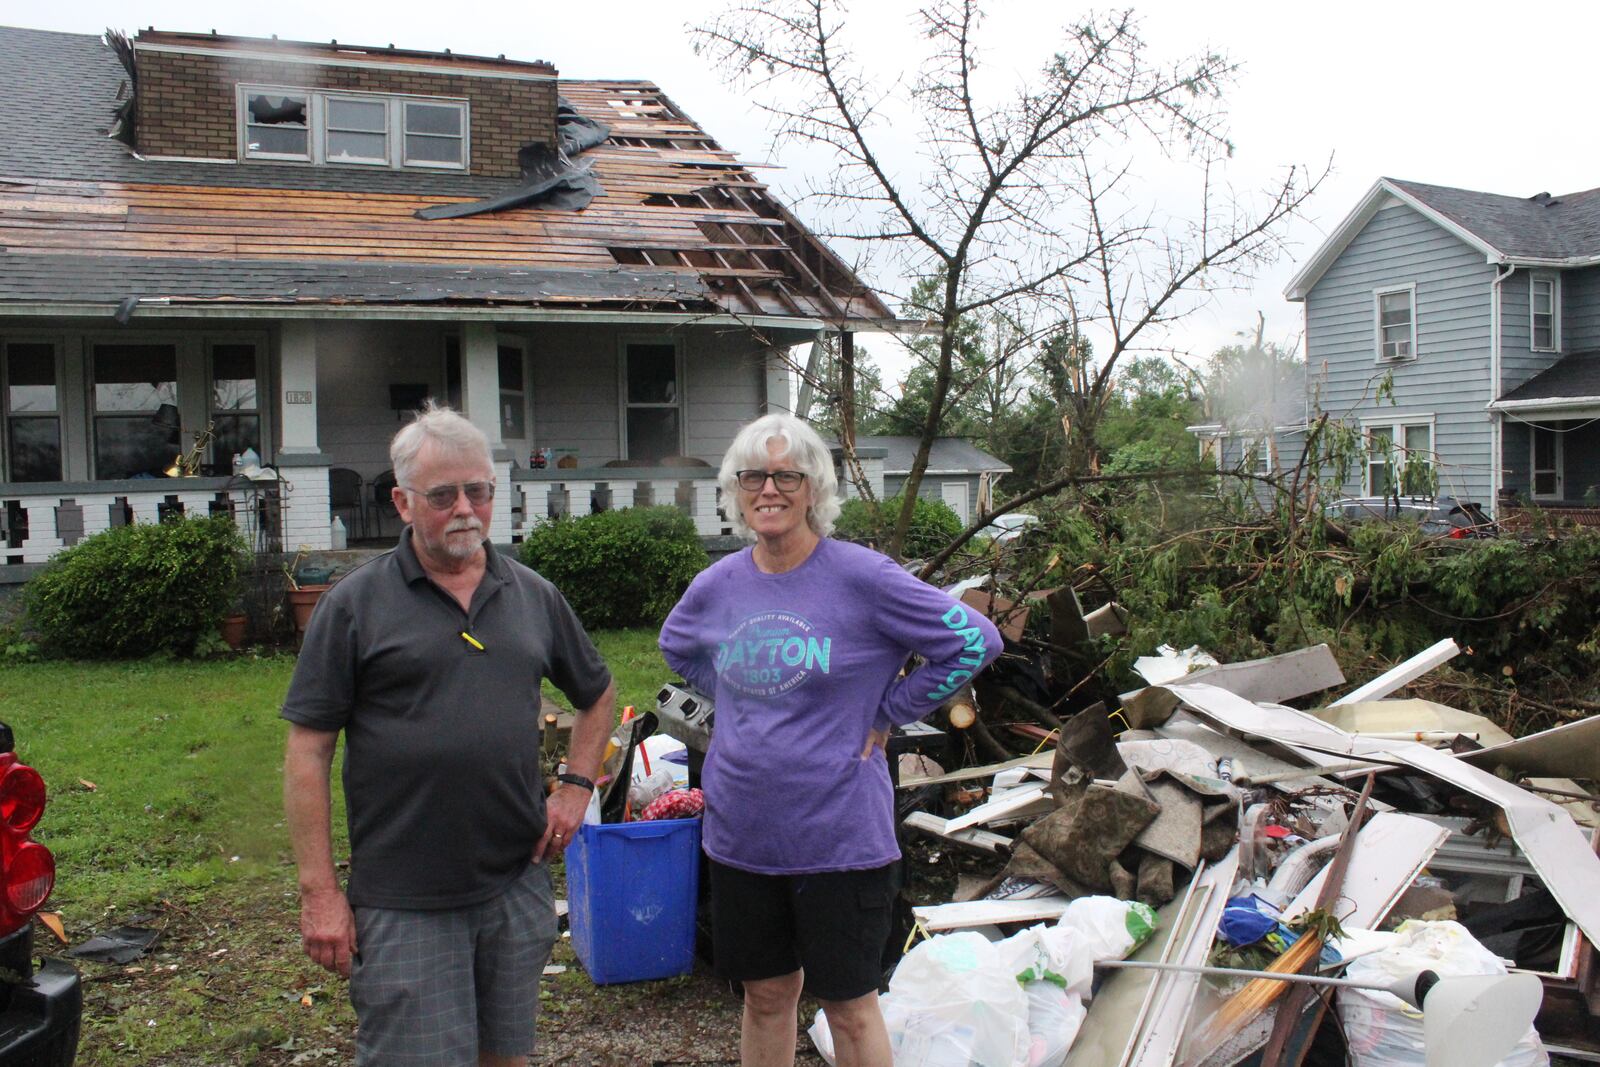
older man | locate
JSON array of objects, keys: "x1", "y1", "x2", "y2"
[{"x1": 283, "y1": 402, "x2": 614, "y2": 1067}]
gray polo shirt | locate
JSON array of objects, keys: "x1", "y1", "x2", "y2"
[{"x1": 282, "y1": 530, "x2": 611, "y2": 910}]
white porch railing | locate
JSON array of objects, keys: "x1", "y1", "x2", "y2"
[
  {"x1": 0, "y1": 478, "x2": 282, "y2": 565},
  {"x1": 511, "y1": 467, "x2": 732, "y2": 538}
]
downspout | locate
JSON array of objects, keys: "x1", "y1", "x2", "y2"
[{"x1": 1488, "y1": 263, "x2": 1515, "y2": 517}]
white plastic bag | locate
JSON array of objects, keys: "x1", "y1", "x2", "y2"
[
  {"x1": 1021, "y1": 982, "x2": 1085, "y2": 1067},
  {"x1": 1054, "y1": 896, "x2": 1158, "y2": 968},
  {"x1": 1337, "y1": 920, "x2": 1547, "y2": 1067},
  {"x1": 816, "y1": 931, "x2": 1030, "y2": 1067}
]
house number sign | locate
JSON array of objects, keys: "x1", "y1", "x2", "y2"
[{"x1": 286, "y1": 391, "x2": 313, "y2": 404}]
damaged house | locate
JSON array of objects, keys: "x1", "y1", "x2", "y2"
[{"x1": 0, "y1": 25, "x2": 894, "y2": 565}]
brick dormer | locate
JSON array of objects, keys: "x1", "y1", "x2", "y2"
[{"x1": 131, "y1": 30, "x2": 558, "y2": 178}]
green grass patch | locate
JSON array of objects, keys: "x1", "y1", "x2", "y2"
[{"x1": 3, "y1": 629, "x2": 671, "y2": 1065}]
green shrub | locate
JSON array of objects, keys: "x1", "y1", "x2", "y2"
[
  {"x1": 835, "y1": 494, "x2": 963, "y2": 559},
  {"x1": 519, "y1": 506, "x2": 709, "y2": 629},
  {"x1": 24, "y1": 515, "x2": 248, "y2": 659}
]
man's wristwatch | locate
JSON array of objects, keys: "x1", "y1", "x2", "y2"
[{"x1": 556, "y1": 772, "x2": 596, "y2": 792}]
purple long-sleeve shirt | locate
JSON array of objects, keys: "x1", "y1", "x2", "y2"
[{"x1": 659, "y1": 538, "x2": 1002, "y2": 874}]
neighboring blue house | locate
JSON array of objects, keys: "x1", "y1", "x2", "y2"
[
  {"x1": 1284, "y1": 177, "x2": 1600, "y2": 517},
  {"x1": 1187, "y1": 361, "x2": 1310, "y2": 491}
]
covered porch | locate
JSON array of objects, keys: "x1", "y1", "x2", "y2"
[
  {"x1": 0, "y1": 312, "x2": 815, "y2": 566},
  {"x1": 1493, "y1": 356, "x2": 1600, "y2": 525}
]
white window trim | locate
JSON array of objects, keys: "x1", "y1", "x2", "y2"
[
  {"x1": 1373, "y1": 283, "x2": 1418, "y2": 363},
  {"x1": 322, "y1": 94, "x2": 392, "y2": 167},
  {"x1": 1529, "y1": 274, "x2": 1561, "y2": 353},
  {"x1": 1360, "y1": 413, "x2": 1436, "y2": 495},
  {"x1": 1529, "y1": 424, "x2": 1564, "y2": 501},
  {"x1": 617, "y1": 336, "x2": 686, "y2": 461},
  {"x1": 238, "y1": 84, "x2": 468, "y2": 171}
]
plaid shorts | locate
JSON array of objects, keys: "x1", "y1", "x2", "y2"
[{"x1": 350, "y1": 863, "x2": 558, "y2": 1065}]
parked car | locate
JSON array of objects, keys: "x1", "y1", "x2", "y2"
[
  {"x1": 978, "y1": 512, "x2": 1041, "y2": 544},
  {"x1": 0, "y1": 721, "x2": 81, "y2": 1065},
  {"x1": 1324, "y1": 495, "x2": 1498, "y2": 539}
]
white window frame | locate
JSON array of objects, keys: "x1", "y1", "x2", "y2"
[
  {"x1": 322, "y1": 93, "x2": 392, "y2": 167},
  {"x1": 496, "y1": 336, "x2": 530, "y2": 445},
  {"x1": 617, "y1": 337, "x2": 686, "y2": 462},
  {"x1": 1361, "y1": 413, "x2": 1436, "y2": 496},
  {"x1": 1530, "y1": 424, "x2": 1563, "y2": 501},
  {"x1": 1530, "y1": 274, "x2": 1561, "y2": 353},
  {"x1": 1373, "y1": 283, "x2": 1417, "y2": 363},
  {"x1": 238, "y1": 85, "x2": 468, "y2": 171},
  {"x1": 402, "y1": 99, "x2": 469, "y2": 170},
  {"x1": 1243, "y1": 433, "x2": 1273, "y2": 474}
]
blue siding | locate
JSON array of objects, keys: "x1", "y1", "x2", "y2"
[
  {"x1": 1498, "y1": 271, "x2": 1552, "y2": 394},
  {"x1": 883, "y1": 472, "x2": 981, "y2": 523},
  {"x1": 1305, "y1": 202, "x2": 1496, "y2": 505},
  {"x1": 1563, "y1": 266, "x2": 1600, "y2": 353}
]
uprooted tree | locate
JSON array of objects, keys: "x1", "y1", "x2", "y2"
[{"x1": 695, "y1": 0, "x2": 1327, "y2": 559}]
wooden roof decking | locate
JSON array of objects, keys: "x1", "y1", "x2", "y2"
[{"x1": 0, "y1": 76, "x2": 892, "y2": 323}]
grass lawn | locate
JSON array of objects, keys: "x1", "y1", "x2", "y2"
[{"x1": 0, "y1": 627, "x2": 672, "y2": 1065}]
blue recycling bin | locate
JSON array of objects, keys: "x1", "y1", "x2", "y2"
[{"x1": 565, "y1": 817, "x2": 701, "y2": 984}]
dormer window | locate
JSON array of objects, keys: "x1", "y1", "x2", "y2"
[{"x1": 239, "y1": 86, "x2": 468, "y2": 170}]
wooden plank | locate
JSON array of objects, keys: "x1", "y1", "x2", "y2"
[{"x1": 900, "y1": 812, "x2": 1012, "y2": 854}]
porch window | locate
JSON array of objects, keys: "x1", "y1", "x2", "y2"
[
  {"x1": 1531, "y1": 425, "x2": 1562, "y2": 499},
  {"x1": 93, "y1": 343, "x2": 179, "y2": 480},
  {"x1": 2, "y1": 341, "x2": 62, "y2": 482},
  {"x1": 210, "y1": 343, "x2": 261, "y2": 467},
  {"x1": 1530, "y1": 276, "x2": 1559, "y2": 352},
  {"x1": 623, "y1": 342, "x2": 681, "y2": 463},
  {"x1": 498, "y1": 343, "x2": 527, "y2": 440},
  {"x1": 1364, "y1": 419, "x2": 1434, "y2": 496},
  {"x1": 1374, "y1": 285, "x2": 1416, "y2": 361}
]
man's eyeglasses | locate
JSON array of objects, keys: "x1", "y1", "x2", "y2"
[
  {"x1": 405, "y1": 481, "x2": 496, "y2": 511},
  {"x1": 735, "y1": 469, "x2": 807, "y2": 493}
]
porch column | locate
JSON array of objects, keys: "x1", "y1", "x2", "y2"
[
  {"x1": 279, "y1": 321, "x2": 320, "y2": 455},
  {"x1": 461, "y1": 323, "x2": 515, "y2": 542}
]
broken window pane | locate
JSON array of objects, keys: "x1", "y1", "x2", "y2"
[
  {"x1": 246, "y1": 92, "x2": 309, "y2": 157},
  {"x1": 211, "y1": 344, "x2": 258, "y2": 412}
]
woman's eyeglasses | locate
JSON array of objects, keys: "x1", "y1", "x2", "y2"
[
  {"x1": 735, "y1": 469, "x2": 807, "y2": 493},
  {"x1": 405, "y1": 481, "x2": 496, "y2": 510}
]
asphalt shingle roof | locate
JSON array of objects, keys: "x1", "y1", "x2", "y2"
[
  {"x1": 1390, "y1": 178, "x2": 1600, "y2": 261},
  {"x1": 1498, "y1": 353, "x2": 1600, "y2": 403},
  {"x1": 0, "y1": 253, "x2": 710, "y2": 305},
  {"x1": 854, "y1": 436, "x2": 1011, "y2": 475}
]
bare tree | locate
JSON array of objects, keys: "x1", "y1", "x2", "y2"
[{"x1": 695, "y1": 0, "x2": 1325, "y2": 557}]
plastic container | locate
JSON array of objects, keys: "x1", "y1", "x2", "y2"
[{"x1": 565, "y1": 817, "x2": 701, "y2": 984}]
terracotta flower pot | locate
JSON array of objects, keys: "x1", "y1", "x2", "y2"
[
  {"x1": 220, "y1": 613, "x2": 248, "y2": 651},
  {"x1": 288, "y1": 584, "x2": 332, "y2": 637}
]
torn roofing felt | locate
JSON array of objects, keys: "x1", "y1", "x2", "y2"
[{"x1": 416, "y1": 99, "x2": 610, "y2": 220}]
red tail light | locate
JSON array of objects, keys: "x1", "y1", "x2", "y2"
[
  {"x1": 1449, "y1": 528, "x2": 1466, "y2": 539},
  {"x1": 0, "y1": 753, "x2": 56, "y2": 936}
]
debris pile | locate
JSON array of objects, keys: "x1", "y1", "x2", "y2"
[{"x1": 877, "y1": 593, "x2": 1600, "y2": 1066}]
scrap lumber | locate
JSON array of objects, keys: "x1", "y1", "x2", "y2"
[
  {"x1": 1327, "y1": 637, "x2": 1459, "y2": 706},
  {"x1": 942, "y1": 782, "x2": 1052, "y2": 833},
  {"x1": 900, "y1": 812, "x2": 1012, "y2": 854},
  {"x1": 911, "y1": 895, "x2": 1071, "y2": 931},
  {"x1": 897, "y1": 750, "x2": 1054, "y2": 788}
]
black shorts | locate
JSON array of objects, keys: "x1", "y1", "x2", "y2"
[{"x1": 707, "y1": 857, "x2": 900, "y2": 1002}]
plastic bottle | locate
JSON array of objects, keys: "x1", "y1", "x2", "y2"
[{"x1": 330, "y1": 516, "x2": 347, "y2": 551}]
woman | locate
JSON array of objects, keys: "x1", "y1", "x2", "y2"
[{"x1": 659, "y1": 414, "x2": 1001, "y2": 1067}]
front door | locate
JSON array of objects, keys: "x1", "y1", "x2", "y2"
[
  {"x1": 940, "y1": 481, "x2": 969, "y2": 523},
  {"x1": 1531, "y1": 424, "x2": 1563, "y2": 501}
]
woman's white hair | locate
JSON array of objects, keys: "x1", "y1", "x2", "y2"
[
  {"x1": 390, "y1": 401, "x2": 493, "y2": 488},
  {"x1": 719, "y1": 413, "x2": 841, "y2": 540}
]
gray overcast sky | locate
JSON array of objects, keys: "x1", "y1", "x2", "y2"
[{"x1": 17, "y1": 1, "x2": 1600, "y2": 376}]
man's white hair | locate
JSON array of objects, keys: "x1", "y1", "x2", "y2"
[
  {"x1": 718, "y1": 413, "x2": 841, "y2": 540},
  {"x1": 390, "y1": 401, "x2": 492, "y2": 488}
]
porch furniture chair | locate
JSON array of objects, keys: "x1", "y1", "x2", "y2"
[
  {"x1": 328, "y1": 467, "x2": 366, "y2": 540},
  {"x1": 370, "y1": 469, "x2": 399, "y2": 539}
]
